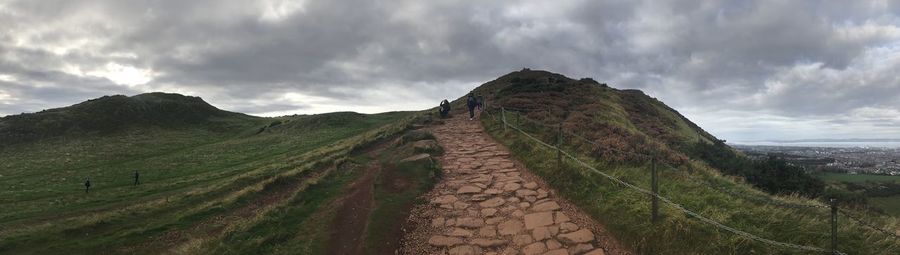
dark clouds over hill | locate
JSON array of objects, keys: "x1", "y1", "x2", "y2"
[{"x1": 1, "y1": 0, "x2": 899, "y2": 140}]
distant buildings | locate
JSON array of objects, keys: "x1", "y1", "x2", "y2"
[{"x1": 735, "y1": 145, "x2": 900, "y2": 175}]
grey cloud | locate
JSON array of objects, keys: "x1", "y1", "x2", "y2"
[
  {"x1": 0, "y1": 71, "x2": 140, "y2": 115},
  {"x1": 227, "y1": 101, "x2": 310, "y2": 115},
  {"x1": 1, "y1": 0, "x2": 899, "y2": 141}
]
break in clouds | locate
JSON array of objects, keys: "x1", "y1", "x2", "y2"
[{"x1": 1, "y1": 0, "x2": 899, "y2": 141}]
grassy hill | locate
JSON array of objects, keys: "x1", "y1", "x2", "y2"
[
  {"x1": 6, "y1": 72, "x2": 900, "y2": 254},
  {"x1": 468, "y1": 69, "x2": 717, "y2": 162},
  {"x1": 0, "y1": 93, "x2": 437, "y2": 254},
  {"x1": 0, "y1": 92, "x2": 258, "y2": 147},
  {"x1": 472, "y1": 69, "x2": 900, "y2": 254}
]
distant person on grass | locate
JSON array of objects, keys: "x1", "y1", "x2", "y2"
[
  {"x1": 439, "y1": 99, "x2": 451, "y2": 118},
  {"x1": 466, "y1": 93, "x2": 477, "y2": 120},
  {"x1": 134, "y1": 170, "x2": 140, "y2": 186},
  {"x1": 84, "y1": 178, "x2": 91, "y2": 193}
]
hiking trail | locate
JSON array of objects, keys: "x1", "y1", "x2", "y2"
[{"x1": 401, "y1": 113, "x2": 628, "y2": 255}]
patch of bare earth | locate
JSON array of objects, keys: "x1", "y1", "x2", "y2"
[{"x1": 326, "y1": 160, "x2": 379, "y2": 255}]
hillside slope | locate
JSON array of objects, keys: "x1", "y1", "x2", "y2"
[
  {"x1": 0, "y1": 92, "x2": 257, "y2": 146},
  {"x1": 0, "y1": 93, "x2": 430, "y2": 254},
  {"x1": 468, "y1": 69, "x2": 714, "y2": 163},
  {"x1": 473, "y1": 69, "x2": 900, "y2": 254},
  {"x1": 466, "y1": 69, "x2": 824, "y2": 196}
]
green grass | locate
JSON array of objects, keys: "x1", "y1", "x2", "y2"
[
  {"x1": 483, "y1": 110, "x2": 900, "y2": 255},
  {"x1": 817, "y1": 172, "x2": 900, "y2": 183},
  {"x1": 0, "y1": 110, "x2": 419, "y2": 254},
  {"x1": 198, "y1": 128, "x2": 441, "y2": 255},
  {"x1": 869, "y1": 196, "x2": 900, "y2": 216},
  {"x1": 814, "y1": 173, "x2": 900, "y2": 217},
  {"x1": 363, "y1": 141, "x2": 440, "y2": 254},
  {"x1": 205, "y1": 162, "x2": 359, "y2": 254}
]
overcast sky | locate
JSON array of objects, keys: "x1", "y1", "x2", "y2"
[{"x1": 1, "y1": 0, "x2": 899, "y2": 142}]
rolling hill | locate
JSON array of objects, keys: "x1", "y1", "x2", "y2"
[
  {"x1": 0, "y1": 92, "x2": 258, "y2": 147},
  {"x1": 471, "y1": 69, "x2": 899, "y2": 254},
  {"x1": 2, "y1": 70, "x2": 898, "y2": 254},
  {"x1": 0, "y1": 93, "x2": 434, "y2": 254}
]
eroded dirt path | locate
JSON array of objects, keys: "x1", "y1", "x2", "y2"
[
  {"x1": 326, "y1": 161, "x2": 378, "y2": 255},
  {"x1": 401, "y1": 113, "x2": 627, "y2": 255}
]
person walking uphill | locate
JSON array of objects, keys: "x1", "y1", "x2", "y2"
[
  {"x1": 134, "y1": 170, "x2": 140, "y2": 186},
  {"x1": 439, "y1": 99, "x2": 451, "y2": 118},
  {"x1": 466, "y1": 93, "x2": 477, "y2": 120},
  {"x1": 84, "y1": 178, "x2": 91, "y2": 193}
]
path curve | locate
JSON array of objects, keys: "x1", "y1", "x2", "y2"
[{"x1": 401, "y1": 113, "x2": 626, "y2": 255}]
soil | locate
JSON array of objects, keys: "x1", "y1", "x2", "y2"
[
  {"x1": 327, "y1": 138, "x2": 418, "y2": 255},
  {"x1": 372, "y1": 162, "x2": 420, "y2": 255},
  {"x1": 326, "y1": 161, "x2": 379, "y2": 255},
  {"x1": 381, "y1": 163, "x2": 413, "y2": 193}
]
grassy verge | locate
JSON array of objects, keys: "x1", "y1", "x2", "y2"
[
  {"x1": 814, "y1": 172, "x2": 900, "y2": 216},
  {"x1": 869, "y1": 196, "x2": 900, "y2": 216},
  {"x1": 200, "y1": 127, "x2": 442, "y2": 255},
  {"x1": 363, "y1": 139, "x2": 441, "y2": 254},
  {"x1": 0, "y1": 111, "x2": 420, "y2": 254},
  {"x1": 204, "y1": 161, "x2": 360, "y2": 254},
  {"x1": 482, "y1": 111, "x2": 900, "y2": 255}
]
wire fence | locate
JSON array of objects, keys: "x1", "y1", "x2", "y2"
[
  {"x1": 493, "y1": 106, "x2": 900, "y2": 241},
  {"x1": 482, "y1": 106, "x2": 863, "y2": 254},
  {"x1": 553, "y1": 119, "x2": 830, "y2": 211},
  {"x1": 839, "y1": 209, "x2": 900, "y2": 240},
  {"x1": 502, "y1": 106, "x2": 827, "y2": 209}
]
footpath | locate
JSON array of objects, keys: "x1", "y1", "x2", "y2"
[{"x1": 400, "y1": 112, "x2": 625, "y2": 255}]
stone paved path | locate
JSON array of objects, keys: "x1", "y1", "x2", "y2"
[{"x1": 400, "y1": 113, "x2": 617, "y2": 255}]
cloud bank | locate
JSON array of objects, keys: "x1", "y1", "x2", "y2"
[{"x1": 1, "y1": 0, "x2": 899, "y2": 141}]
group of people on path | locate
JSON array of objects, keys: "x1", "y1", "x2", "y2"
[
  {"x1": 83, "y1": 170, "x2": 140, "y2": 193},
  {"x1": 438, "y1": 93, "x2": 483, "y2": 120}
]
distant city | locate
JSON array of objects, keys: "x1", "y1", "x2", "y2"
[{"x1": 733, "y1": 143, "x2": 900, "y2": 176}]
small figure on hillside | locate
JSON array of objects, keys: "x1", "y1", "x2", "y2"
[
  {"x1": 134, "y1": 170, "x2": 140, "y2": 186},
  {"x1": 439, "y1": 99, "x2": 451, "y2": 118},
  {"x1": 467, "y1": 93, "x2": 477, "y2": 120},
  {"x1": 84, "y1": 178, "x2": 91, "y2": 193}
]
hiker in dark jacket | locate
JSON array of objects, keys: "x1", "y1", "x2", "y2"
[
  {"x1": 134, "y1": 171, "x2": 140, "y2": 186},
  {"x1": 439, "y1": 99, "x2": 451, "y2": 118},
  {"x1": 466, "y1": 94, "x2": 477, "y2": 120},
  {"x1": 84, "y1": 178, "x2": 91, "y2": 193}
]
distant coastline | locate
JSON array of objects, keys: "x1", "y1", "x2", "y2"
[{"x1": 733, "y1": 139, "x2": 900, "y2": 148}]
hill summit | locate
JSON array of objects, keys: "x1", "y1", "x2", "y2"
[
  {"x1": 0, "y1": 92, "x2": 252, "y2": 145},
  {"x1": 469, "y1": 69, "x2": 825, "y2": 196},
  {"x1": 468, "y1": 69, "x2": 718, "y2": 163}
]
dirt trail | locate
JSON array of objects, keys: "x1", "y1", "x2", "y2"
[
  {"x1": 326, "y1": 161, "x2": 378, "y2": 255},
  {"x1": 401, "y1": 113, "x2": 628, "y2": 255}
]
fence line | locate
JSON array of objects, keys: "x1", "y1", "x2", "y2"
[
  {"x1": 503, "y1": 107, "x2": 825, "y2": 206},
  {"x1": 498, "y1": 107, "x2": 884, "y2": 210},
  {"x1": 513, "y1": 113, "x2": 655, "y2": 160},
  {"x1": 664, "y1": 164, "x2": 831, "y2": 210},
  {"x1": 497, "y1": 106, "x2": 900, "y2": 239},
  {"x1": 839, "y1": 209, "x2": 900, "y2": 240},
  {"x1": 484, "y1": 106, "x2": 847, "y2": 254},
  {"x1": 552, "y1": 121, "x2": 822, "y2": 208}
]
